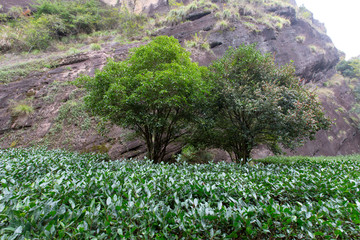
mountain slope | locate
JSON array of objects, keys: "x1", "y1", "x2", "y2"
[{"x1": 0, "y1": 0, "x2": 359, "y2": 160}]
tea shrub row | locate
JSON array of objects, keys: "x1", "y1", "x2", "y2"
[{"x1": 1, "y1": 148, "x2": 360, "y2": 239}]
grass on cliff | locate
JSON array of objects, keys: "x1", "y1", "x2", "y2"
[
  {"x1": 165, "y1": 0, "x2": 326, "y2": 34},
  {"x1": 1, "y1": 148, "x2": 360, "y2": 239},
  {"x1": 0, "y1": 0, "x2": 153, "y2": 84},
  {"x1": 0, "y1": 0, "x2": 146, "y2": 53},
  {"x1": 0, "y1": 54, "x2": 61, "y2": 84}
]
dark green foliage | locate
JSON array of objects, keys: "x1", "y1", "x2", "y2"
[
  {"x1": 56, "y1": 99, "x2": 92, "y2": 131},
  {"x1": 194, "y1": 44, "x2": 331, "y2": 163},
  {"x1": 33, "y1": 0, "x2": 114, "y2": 34},
  {"x1": 1, "y1": 148, "x2": 360, "y2": 239},
  {"x1": 337, "y1": 60, "x2": 356, "y2": 78},
  {"x1": 82, "y1": 36, "x2": 210, "y2": 163},
  {"x1": 176, "y1": 145, "x2": 214, "y2": 164},
  {"x1": 353, "y1": 85, "x2": 360, "y2": 102},
  {"x1": 337, "y1": 57, "x2": 360, "y2": 78},
  {"x1": 298, "y1": 4, "x2": 313, "y2": 20}
]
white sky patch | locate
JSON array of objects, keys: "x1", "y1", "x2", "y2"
[{"x1": 296, "y1": 0, "x2": 360, "y2": 59}]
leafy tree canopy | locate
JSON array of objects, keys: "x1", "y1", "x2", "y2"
[
  {"x1": 82, "y1": 36, "x2": 209, "y2": 163},
  {"x1": 193, "y1": 44, "x2": 331, "y2": 163},
  {"x1": 336, "y1": 57, "x2": 360, "y2": 78}
]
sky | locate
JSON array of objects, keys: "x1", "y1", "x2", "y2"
[{"x1": 295, "y1": 0, "x2": 360, "y2": 59}]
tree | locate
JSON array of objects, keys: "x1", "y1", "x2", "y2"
[
  {"x1": 349, "y1": 58, "x2": 360, "y2": 78},
  {"x1": 82, "y1": 36, "x2": 209, "y2": 163},
  {"x1": 336, "y1": 57, "x2": 360, "y2": 78},
  {"x1": 195, "y1": 44, "x2": 331, "y2": 164},
  {"x1": 337, "y1": 60, "x2": 356, "y2": 78}
]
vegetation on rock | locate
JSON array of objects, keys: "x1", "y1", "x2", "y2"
[
  {"x1": 0, "y1": 0, "x2": 146, "y2": 52},
  {"x1": 10, "y1": 101, "x2": 34, "y2": 117},
  {"x1": 337, "y1": 57, "x2": 360, "y2": 79},
  {"x1": 165, "y1": 0, "x2": 292, "y2": 31},
  {"x1": 336, "y1": 56, "x2": 360, "y2": 129}
]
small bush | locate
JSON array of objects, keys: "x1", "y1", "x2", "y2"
[
  {"x1": 176, "y1": 145, "x2": 214, "y2": 164},
  {"x1": 11, "y1": 102, "x2": 34, "y2": 116},
  {"x1": 222, "y1": 9, "x2": 232, "y2": 19},
  {"x1": 0, "y1": 13, "x2": 8, "y2": 22},
  {"x1": 185, "y1": 40, "x2": 197, "y2": 48},
  {"x1": 298, "y1": 4, "x2": 313, "y2": 20},
  {"x1": 24, "y1": 19, "x2": 52, "y2": 51},
  {"x1": 56, "y1": 99, "x2": 92, "y2": 131},
  {"x1": 214, "y1": 11, "x2": 222, "y2": 19},
  {"x1": 7, "y1": 6, "x2": 23, "y2": 19},
  {"x1": 309, "y1": 44, "x2": 325, "y2": 54},
  {"x1": 309, "y1": 45, "x2": 316, "y2": 53},
  {"x1": 168, "y1": 0, "x2": 184, "y2": 7},
  {"x1": 215, "y1": 20, "x2": 230, "y2": 30},
  {"x1": 67, "y1": 47, "x2": 80, "y2": 55},
  {"x1": 118, "y1": 9, "x2": 146, "y2": 38},
  {"x1": 256, "y1": 13, "x2": 290, "y2": 30},
  {"x1": 296, "y1": 35, "x2": 306, "y2": 43},
  {"x1": 184, "y1": 33, "x2": 210, "y2": 51},
  {"x1": 337, "y1": 58, "x2": 360, "y2": 78},
  {"x1": 243, "y1": 21, "x2": 259, "y2": 32},
  {"x1": 90, "y1": 43, "x2": 101, "y2": 51},
  {"x1": 41, "y1": 14, "x2": 68, "y2": 38}
]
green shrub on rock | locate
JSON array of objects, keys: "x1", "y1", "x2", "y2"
[{"x1": 0, "y1": 0, "x2": 146, "y2": 52}]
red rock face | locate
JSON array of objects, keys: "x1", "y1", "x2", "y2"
[{"x1": 156, "y1": 6, "x2": 340, "y2": 84}]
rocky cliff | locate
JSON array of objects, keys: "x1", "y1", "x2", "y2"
[{"x1": 1, "y1": 0, "x2": 359, "y2": 160}]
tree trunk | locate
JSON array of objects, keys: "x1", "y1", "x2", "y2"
[
  {"x1": 234, "y1": 142, "x2": 251, "y2": 164},
  {"x1": 241, "y1": 150, "x2": 250, "y2": 164},
  {"x1": 145, "y1": 136, "x2": 168, "y2": 163}
]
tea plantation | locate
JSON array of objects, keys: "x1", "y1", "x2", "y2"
[{"x1": 1, "y1": 148, "x2": 360, "y2": 239}]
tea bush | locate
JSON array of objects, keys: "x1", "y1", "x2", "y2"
[{"x1": 1, "y1": 148, "x2": 360, "y2": 239}]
